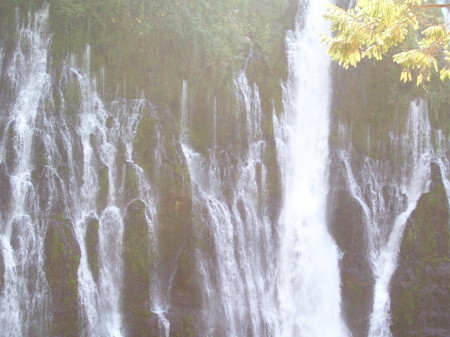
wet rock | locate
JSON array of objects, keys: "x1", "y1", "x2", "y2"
[
  {"x1": 329, "y1": 186, "x2": 374, "y2": 337},
  {"x1": 168, "y1": 310, "x2": 199, "y2": 337},
  {"x1": 0, "y1": 246, "x2": 4, "y2": 291},
  {"x1": 44, "y1": 219, "x2": 81, "y2": 337},
  {"x1": 123, "y1": 161, "x2": 139, "y2": 201},
  {"x1": 170, "y1": 244, "x2": 202, "y2": 309},
  {"x1": 97, "y1": 165, "x2": 109, "y2": 212},
  {"x1": 0, "y1": 163, "x2": 11, "y2": 224},
  {"x1": 85, "y1": 216, "x2": 99, "y2": 283},
  {"x1": 390, "y1": 163, "x2": 450, "y2": 337},
  {"x1": 123, "y1": 199, "x2": 153, "y2": 337}
]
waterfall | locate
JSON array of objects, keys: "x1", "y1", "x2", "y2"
[
  {"x1": 0, "y1": 6, "x2": 161, "y2": 336},
  {"x1": 0, "y1": 6, "x2": 52, "y2": 336},
  {"x1": 339, "y1": 99, "x2": 433, "y2": 337},
  {"x1": 274, "y1": 0, "x2": 348, "y2": 336},
  {"x1": 1, "y1": 1, "x2": 448, "y2": 337},
  {"x1": 182, "y1": 71, "x2": 278, "y2": 336}
]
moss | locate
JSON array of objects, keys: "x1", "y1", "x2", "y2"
[
  {"x1": 123, "y1": 162, "x2": 139, "y2": 201},
  {"x1": 123, "y1": 199, "x2": 153, "y2": 337},
  {"x1": 62, "y1": 79, "x2": 81, "y2": 116},
  {"x1": 391, "y1": 164, "x2": 450, "y2": 336},
  {"x1": 0, "y1": 247, "x2": 4, "y2": 292},
  {"x1": 171, "y1": 244, "x2": 202, "y2": 309},
  {"x1": 171, "y1": 315, "x2": 195, "y2": 337},
  {"x1": 97, "y1": 165, "x2": 109, "y2": 212},
  {"x1": 85, "y1": 217, "x2": 99, "y2": 283},
  {"x1": 134, "y1": 113, "x2": 157, "y2": 177},
  {"x1": 44, "y1": 219, "x2": 81, "y2": 337},
  {"x1": 331, "y1": 58, "x2": 423, "y2": 161}
]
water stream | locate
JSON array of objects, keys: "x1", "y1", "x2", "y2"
[
  {"x1": 0, "y1": 1, "x2": 448, "y2": 337},
  {"x1": 274, "y1": 1, "x2": 348, "y2": 336}
]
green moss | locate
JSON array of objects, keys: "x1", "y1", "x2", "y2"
[
  {"x1": 123, "y1": 199, "x2": 153, "y2": 336},
  {"x1": 44, "y1": 220, "x2": 81, "y2": 337},
  {"x1": 97, "y1": 166, "x2": 109, "y2": 211},
  {"x1": 391, "y1": 165, "x2": 449, "y2": 336},
  {"x1": 134, "y1": 113, "x2": 157, "y2": 177},
  {"x1": 62, "y1": 79, "x2": 81, "y2": 115},
  {"x1": 0, "y1": 248, "x2": 4, "y2": 291},
  {"x1": 85, "y1": 217, "x2": 99, "y2": 283},
  {"x1": 171, "y1": 315, "x2": 195, "y2": 337}
]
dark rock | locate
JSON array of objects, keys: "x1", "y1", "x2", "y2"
[
  {"x1": 97, "y1": 165, "x2": 109, "y2": 212},
  {"x1": 329, "y1": 186, "x2": 374, "y2": 337},
  {"x1": 123, "y1": 162, "x2": 139, "y2": 202},
  {"x1": 85, "y1": 216, "x2": 99, "y2": 283},
  {"x1": 168, "y1": 310, "x2": 198, "y2": 337},
  {"x1": 0, "y1": 246, "x2": 4, "y2": 292},
  {"x1": 170, "y1": 244, "x2": 202, "y2": 309},
  {"x1": 44, "y1": 219, "x2": 81, "y2": 337},
  {"x1": 123, "y1": 199, "x2": 153, "y2": 337},
  {"x1": 390, "y1": 163, "x2": 450, "y2": 337},
  {"x1": 0, "y1": 163, "x2": 11, "y2": 224}
]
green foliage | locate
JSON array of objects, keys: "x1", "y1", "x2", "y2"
[{"x1": 323, "y1": 0, "x2": 450, "y2": 85}]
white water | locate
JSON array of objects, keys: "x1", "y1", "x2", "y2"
[
  {"x1": 0, "y1": 6, "x2": 51, "y2": 336},
  {"x1": 435, "y1": 131, "x2": 450, "y2": 210},
  {"x1": 340, "y1": 99, "x2": 432, "y2": 337},
  {"x1": 182, "y1": 71, "x2": 278, "y2": 336},
  {"x1": 274, "y1": 1, "x2": 348, "y2": 336},
  {"x1": 0, "y1": 6, "x2": 162, "y2": 336},
  {"x1": 1, "y1": 2, "x2": 448, "y2": 337}
]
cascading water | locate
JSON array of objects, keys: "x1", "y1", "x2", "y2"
[
  {"x1": 0, "y1": 6, "x2": 162, "y2": 336},
  {"x1": 182, "y1": 71, "x2": 278, "y2": 336},
  {"x1": 274, "y1": 1, "x2": 348, "y2": 336},
  {"x1": 1, "y1": 1, "x2": 449, "y2": 337},
  {"x1": 0, "y1": 6, "x2": 52, "y2": 336},
  {"x1": 339, "y1": 99, "x2": 433, "y2": 337}
]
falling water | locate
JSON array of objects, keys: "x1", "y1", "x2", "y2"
[
  {"x1": 0, "y1": 5, "x2": 162, "y2": 335},
  {"x1": 274, "y1": 0, "x2": 348, "y2": 336},
  {"x1": 340, "y1": 99, "x2": 432, "y2": 337},
  {"x1": 435, "y1": 130, "x2": 450, "y2": 208},
  {"x1": 182, "y1": 72, "x2": 278, "y2": 336},
  {"x1": 0, "y1": 6, "x2": 52, "y2": 336}
]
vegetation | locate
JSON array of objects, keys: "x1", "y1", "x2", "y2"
[
  {"x1": 323, "y1": 0, "x2": 450, "y2": 85},
  {"x1": 0, "y1": 0, "x2": 294, "y2": 113}
]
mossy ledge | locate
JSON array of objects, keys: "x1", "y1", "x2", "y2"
[
  {"x1": 44, "y1": 218, "x2": 81, "y2": 337},
  {"x1": 123, "y1": 199, "x2": 154, "y2": 336},
  {"x1": 390, "y1": 163, "x2": 450, "y2": 337}
]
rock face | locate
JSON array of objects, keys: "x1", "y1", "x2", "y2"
[
  {"x1": 0, "y1": 246, "x2": 4, "y2": 292},
  {"x1": 122, "y1": 199, "x2": 154, "y2": 336},
  {"x1": 390, "y1": 163, "x2": 450, "y2": 337},
  {"x1": 329, "y1": 163, "x2": 374, "y2": 337},
  {"x1": 0, "y1": 164, "x2": 11, "y2": 225},
  {"x1": 85, "y1": 216, "x2": 99, "y2": 283},
  {"x1": 44, "y1": 220, "x2": 81, "y2": 337}
]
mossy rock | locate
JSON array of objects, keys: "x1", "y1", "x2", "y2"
[
  {"x1": 32, "y1": 133, "x2": 48, "y2": 177},
  {"x1": 122, "y1": 162, "x2": 139, "y2": 202},
  {"x1": 97, "y1": 165, "x2": 109, "y2": 212},
  {"x1": 44, "y1": 219, "x2": 81, "y2": 337},
  {"x1": 123, "y1": 199, "x2": 153, "y2": 337},
  {"x1": 390, "y1": 163, "x2": 450, "y2": 337},
  {"x1": 157, "y1": 194, "x2": 192, "y2": 266},
  {"x1": 85, "y1": 216, "x2": 99, "y2": 283},
  {"x1": 3, "y1": 122, "x2": 19, "y2": 173},
  {"x1": 170, "y1": 314, "x2": 196, "y2": 337},
  {"x1": 0, "y1": 246, "x2": 4, "y2": 292},
  {"x1": 331, "y1": 59, "x2": 420, "y2": 161},
  {"x1": 134, "y1": 112, "x2": 158, "y2": 178},
  {"x1": 62, "y1": 78, "x2": 82, "y2": 117},
  {"x1": 170, "y1": 244, "x2": 202, "y2": 310},
  {"x1": 329, "y1": 185, "x2": 373, "y2": 337},
  {"x1": 0, "y1": 163, "x2": 11, "y2": 225}
]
